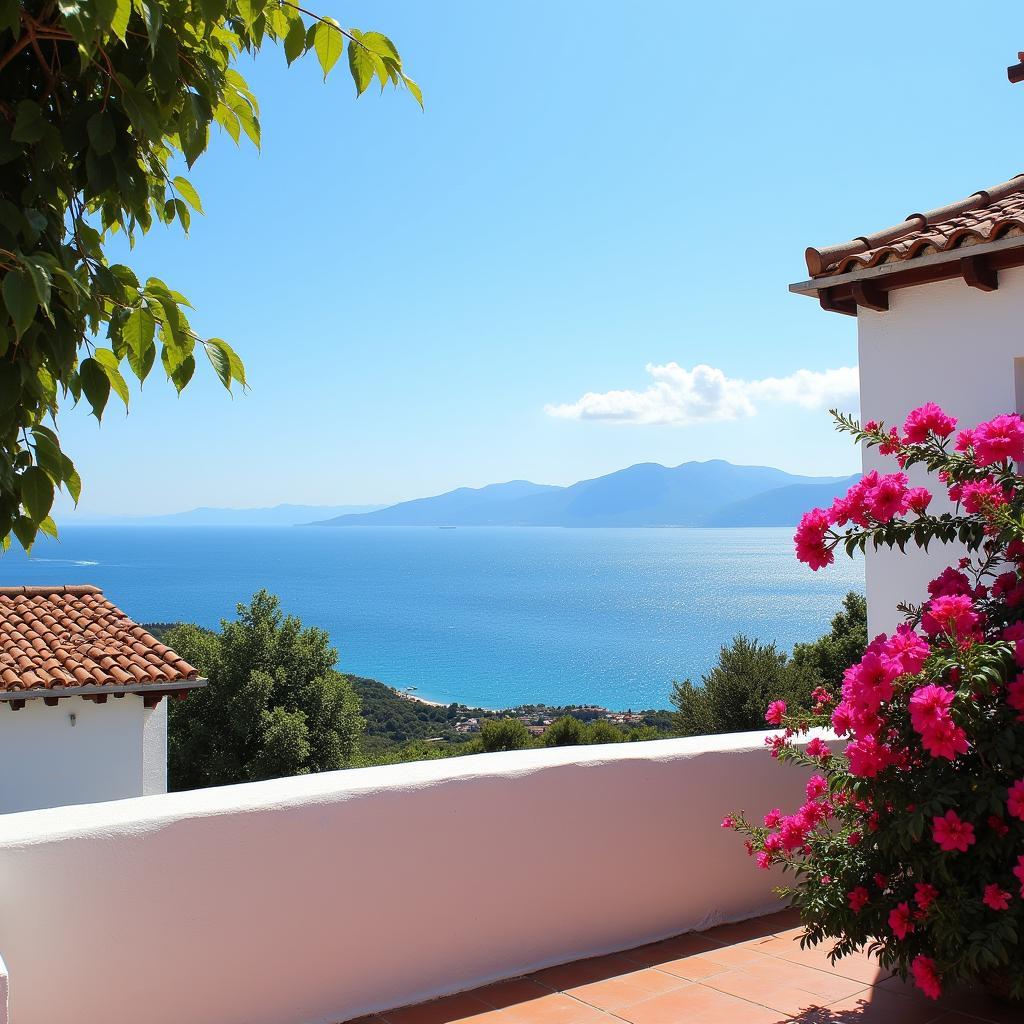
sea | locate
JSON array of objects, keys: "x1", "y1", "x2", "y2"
[{"x1": 0, "y1": 526, "x2": 864, "y2": 711}]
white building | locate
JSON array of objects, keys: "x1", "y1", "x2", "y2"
[
  {"x1": 791, "y1": 174, "x2": 1024, "y2": 636},
  {"x1": 0, "y1": 584, "x2": 205, "y2": 813}
]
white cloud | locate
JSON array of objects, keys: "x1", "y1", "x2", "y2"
[{"x1": 545, "y1": 362, "x2": 859, "y2": 426}]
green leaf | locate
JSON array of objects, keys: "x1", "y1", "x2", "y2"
[
  {"x1": 314, "y1": 19, "x2": 344, "y2": 79},
  {"x1": 38, "y1": 515, "x2": 58, "y2": 540},
  {"x1": 11, "y1": 516, "x2": 36, "y2": 552},
  {"x1": 2, "y1": 268, "x2": 37, "y2": 338},
  {"x1": 79, "y1": 357, "x2": 111, "y2": 421},
  {"x1": 204, "y1": 340, "x2": 231, "y2": 388},
  {"x1": 92, "y1": 348, "x2": 130, "y2": 409},
  {"x1": 402, "y1": 74, "x2": 423, "y2": 109},
  {"x1": 19, "y1": 256, "x2": 51, "y2": 313},
  {"x1": 11, "y1": 101, "x2": 45, "y2": 144},
  {"x1": 209, "y1": 337, "x2": 246, "y2": 388},
  {"x1": 111, "y1": 0, "x2": 130, "y2": 39},
  {"x1": 20, "y1": 466, "x2": 54, "y2": 524},
  {"x1": 123, "y1": 306, "x2": 155, "y2": 356},
  {"x1": 172, "y1": 176, "x2": 204, "y2": 213},
  {"x1": 127, "y1": 337, "x2": 156, "y2": 383},
  {"x1": 139, "y1": 0, "x2": 161, "y2": 52},
  {"x1": 347, "y1": 33, "x2": 375, "y2": 95},
  {"x1": 65, "y1": 469, "x2": 82, "y2": 504},
  {"x1": 87, "y1": 111, "x2": 116, "y2": 155},
  {"x1": 284, "y1": 16, "x2": 306, "y2": 64}
]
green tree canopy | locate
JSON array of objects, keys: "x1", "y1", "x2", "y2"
[
  {"x1": 165, "y1": 590, "x2": 363, "y2": 788},
  {"x1": 0, "y1": 0, "x2": 418, "y2": 549},
  {"x1": 479, "y1": 716, "x2": 531, "y2": 752},
  {"x1": 789, "y1": 590, "x2": 867, "y2": 689},
  {"x1": 671, "y1": 591, "x2": 867, "y2": 737}
]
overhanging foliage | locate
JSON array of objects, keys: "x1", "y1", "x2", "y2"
[{"x1": 0, "y1": 0, "x2": 419, "y2": 548}]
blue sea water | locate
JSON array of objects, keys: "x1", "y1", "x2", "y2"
[{"x1": 0, "y1": 526, "x2": 863, "y2": 710}]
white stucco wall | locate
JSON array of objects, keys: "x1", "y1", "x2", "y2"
[
  {"x1": 0, "y1": 695, "x2": 165, "y2": 813},
  {"x1": 0, "y1": 732, "x2": 814, "y2": 1024},
  {"x1": 857, "y1": 266, "x2": 1024, "y2": 635}
]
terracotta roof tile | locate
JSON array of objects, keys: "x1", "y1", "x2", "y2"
[
  {"x1": 806, "y1": 174, "x2": 1024, "y2": 277},
  {"x1": 0, "y1": 585, "x2": 198, "y2": 692}
]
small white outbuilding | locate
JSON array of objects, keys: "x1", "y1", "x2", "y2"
[
  {"x1": 791, "y1": 174, "x2": 1024, "y2": 636},
  {"x1": 0, "y1": 584, "x2": 205, "y2": 813}
]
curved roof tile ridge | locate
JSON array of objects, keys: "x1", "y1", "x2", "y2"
[{"x1": 805, "y1": 174, "x2": 1024, "y2": 277}]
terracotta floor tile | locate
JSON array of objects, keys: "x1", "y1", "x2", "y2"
[
  {"x1": 383, "y1": 993, "x2": 498, "y2": 1024},
  {"x1": 702, "y1": 957, "x2": 868, "y2": 1015},
  {"x1": 474, "y1": 979, "x2": 556, "y2": 1009},
  {"x1": 616, "y1": 983, "x2": 790, "y2": 1024},
  {"x1": 756, "y1": 933, "x2": 889, "y2": 986},
  {"x1": 532, "y1": 955, "x2": 638, "y2": 991},
  {"x1": 496, "y1": 992, "x2": 613, "y2": 1024},
  {"x1": 712, "y1": 958, "x2": 872, "y2": 1007},
  {"x1": 564, "y1": 967, "x2": 688, "y2": 1011}
]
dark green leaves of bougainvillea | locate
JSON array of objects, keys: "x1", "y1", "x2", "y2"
[{"x1": 0, "y1": 0, "x2": 419, "y2": 549}]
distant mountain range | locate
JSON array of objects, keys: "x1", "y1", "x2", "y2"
[
  {"x1": 312, "y1": 462, "x2": 860, "y2": 529},
  {"x1": 61, "y1": 504, "x2": 385, "y2": 527}
]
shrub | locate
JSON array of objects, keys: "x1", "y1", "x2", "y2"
[
  {"x1": 585, "y1": 720, "x2": 625, "y2": 744},
  {"x1": 480, "y1": 717, "x2": 533, "y2": 752},
  {"x1": 543, "y1": 716, "x2": 588, "y2": 746},
  {"x1": 671, "y1": 636, "x2": 821, "y2": 737},
  {"x1": 725, "y1": 406, "x2": 1024, "y2": 1002}
]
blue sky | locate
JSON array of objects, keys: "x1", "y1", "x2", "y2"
[{"x1": 57, "y1": 1, "x2": 1024, "y2": 516}]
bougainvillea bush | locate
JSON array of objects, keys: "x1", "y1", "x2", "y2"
[{"x1": 724, "y1": 405, "x2": 1024, "y2": 1001}]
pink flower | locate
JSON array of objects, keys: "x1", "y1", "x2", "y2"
[
  {"x1": 806, "y1": 774, "x2": 827, "y2": 799},
  {"x1": 763, "y1": 808, "x2": 782, "y2": 828},
  {"x1": 960, "y1": 477, "x2": 1009, "y2": 515},
  {"x1": 906, "y1": 487, "x2": 932, "y2": 514},
  {"x1": 756, "y1": 851, "x2": 773, "y2": 870},
  {"x1": 914, "y1": 883, "x2": 938, "y2": 912},
  {"x1": 847, "y1": 831, "x2": 862, "y2": 847},
  {"x1": 794, "y1": 509, "x2": 833, "y2": 570},
  {"x1": 720, "y1": 816, "x2": 734, "y2": 829},
  {"x1": 883, "y1": 626, "x2": 930, "y2": 675},
  {"x1": 983, "y1": 884, "x2": 1011, "y2": 911},
  {"x1": 889, "y1": 902, "x2": 914, "y2": 940},
  {"x1": 932, "y1": 810, "x2": 975, "y2": 853},
  {"x1": 908, "y1": 684, "x2": 954, "y2": 731},
  {"x1": 972, "y1": 413, "x2": 1024, "y2": 465},
  {"x1": 805, "y1": 737, "x2": 831, "y2": 759},
  {"x1": 1007, "y1": 676, "x2": 1024, "y2": 722},
  {"x1": 864, "y1": 472, "x2": 910, "y2": 522},
  {"x1": 1014, "y1": 855, "x2": 1024, "y2": 896},
  {"x1": 847, "y1": 886, "x2": 870, "y2": 912},
  {"x1": 921, "y1": 594, "x2": 980, "y2": 639},
  {"x1": 845, "y1": 736, "x2": 894, "y2": 778},
  {"x1": 912, "y1": 955, "x2": 942, "y2": 1000},
  {"x1": 1008, "y1": 780, "x2": 1024, "y2": 821},
  {"x1": 928, "y1": 568, "x2": 972, "y2": 599},
  {"x1": 765, "y1": 700, "x2": 787, "y2": 726},
  {"x1": 904, "y1": 403, "x2": 957, "y2": 443}
]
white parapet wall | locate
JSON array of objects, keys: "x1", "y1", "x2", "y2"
[{"x1": 0, "y1": 732, "x2": 815, "y2": 1024}]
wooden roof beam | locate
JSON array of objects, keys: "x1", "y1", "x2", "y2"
[
  {"x1": 961, "y1": 254, "x2": 998, "y2": 291},
  {"x1": 851, "y1": 281, "x2": 889, "y2": 312}
]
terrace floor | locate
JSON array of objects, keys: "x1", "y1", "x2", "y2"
[{"x1": 345, "y1": 910, "x2": 1020, "y2": 1024}]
